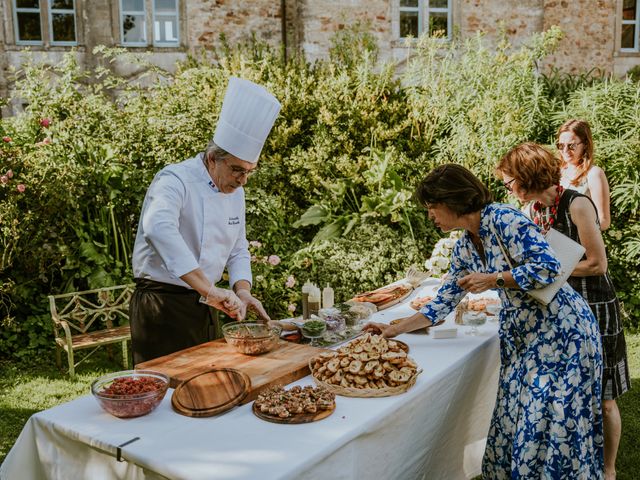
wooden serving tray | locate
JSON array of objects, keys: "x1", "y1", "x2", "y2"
[
  {"x1": 350, "y1": 283, "x2": 413, "y2": 311},
  {"x1": 251, "y1": 400, "x2": 335, "y2": 424},
  {"x1": 138, "y1": 339, "x2": 329, "y2": 404},
  {"x1": 376, "y1": 288, "x2": 413, "y2": 311}
]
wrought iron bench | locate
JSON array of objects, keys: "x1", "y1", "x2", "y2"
[{"x1": 49, "y1": 284, "x2": 134, "y2": 378}]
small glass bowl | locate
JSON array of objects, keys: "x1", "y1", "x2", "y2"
[
  {"x1": 462, "y1": 311, "x2": 487, "y2": 336},
  {"x1": 301, "y1": 320, "x2": 327, "y2": 346},
  {"x1": 91, "y1": 370, "x2": 169, "y2": 418},
  {"x1": 222, "y1": 321, "x2": 282, "y2": 355}
]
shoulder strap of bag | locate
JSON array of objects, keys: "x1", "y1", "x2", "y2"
[{"x1": 489, "y1": 223, "x2": 514, "y2": 269}]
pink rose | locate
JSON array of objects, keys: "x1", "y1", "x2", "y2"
[
  {"x1": 40, "y1": 118, "x2": 51, "y2": 128},
  {"x1": 1, "y1": 176, "x2": 8, "y2": 184},
  {"x1": 249, "y1": 240, "x2": 262, "y2": 248},
  {"x1": 285, "y1": 275, "x2": 296, "y2": 288},
  {"x1": 287, "y1": 304, "x2": 296, "y2": 313},
  {"x1": 6, "y1": 170, "x2": 13, "y2": 178},
  {"x1": 16, "y1": 184, "x2": 26, "y2": 193},
  {"x1": 2, "y1": 136, "x2": 11, "y2": 143},
  {"x1": 267, "y1": 255, "x2": 281, "y2": 266}
]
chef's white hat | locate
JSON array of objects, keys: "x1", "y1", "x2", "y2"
[{"x1": 213, "y1": 77, "x2": 281, "y2": 163}]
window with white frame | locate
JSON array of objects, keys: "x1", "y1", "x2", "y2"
[
  {"x1": 622, "y1": 0, "x2": 639, "y2": 51},
  {"x1": 399, "y1": 0, "x2": 451, "y2": 40},
  {"x1": 120, "y1": 0, "x2": 180, "y2": 47},
  {"x1": 121, "y1": 0, "x2": 147, "y2": 45},
  {"x1": 13, "y1": 0, "x2": 77, "y2": 45},
  {"x1": 153, "y1": 0, "x2": 179, "y2": 46}
]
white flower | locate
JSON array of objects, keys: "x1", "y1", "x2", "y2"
[
  {"x1": 434, "y1": 256, "x2": 449, "y2": 269},
  {"x1": 443, "y1": 237, "x2": 456, "y2": 248}
]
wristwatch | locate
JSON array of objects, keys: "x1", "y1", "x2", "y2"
[{"x1": 496, "y1": 272, "x2": 505, "y2": 288}]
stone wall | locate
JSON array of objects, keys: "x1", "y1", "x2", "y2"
[
  {"x1": 291, "y1": 0, "x2": 392, "y2": 59},
  {"x1": 541, "y1": 0, "x2": 616, "y2": 74},
  {"x1": 184, "y1": 0, "x2": 282, "y2": 53},
  {"x1": 457, "y1": 0, "x2": 544, "y2": 48}
]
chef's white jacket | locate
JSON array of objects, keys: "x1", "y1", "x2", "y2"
[{"x1": 132, "y1": 154, "x2": 252, "y2": 289}]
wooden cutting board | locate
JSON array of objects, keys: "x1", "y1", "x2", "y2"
[{"x1": 137, "y1": 339, "x2": 328, "y2": 404}]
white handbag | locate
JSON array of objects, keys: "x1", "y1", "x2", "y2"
[{"x1": 493, "y1": 226, "x2": 585, "y2": 305}]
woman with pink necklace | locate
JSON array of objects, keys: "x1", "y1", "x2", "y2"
[{"x1": 498, "y1": 142, "x2": 630, "y2": 480}]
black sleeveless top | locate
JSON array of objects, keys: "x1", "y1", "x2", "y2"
[
  {"x1": 554, "y1": 189, "x2": 617, "y2": 305},
  {"x1": 554, "y1": 189, "x2": 630, "y2": 399}
]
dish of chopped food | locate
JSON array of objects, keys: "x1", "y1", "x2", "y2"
[{"x1": 253, "y1": 385, "x2": 336, "y2": 423}]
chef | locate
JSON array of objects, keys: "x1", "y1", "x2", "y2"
[{"x1": 130, "y1": 77, "x2": 281, "y2": 365}]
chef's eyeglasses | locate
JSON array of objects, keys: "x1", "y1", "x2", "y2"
[
  {"x1": 555, "y1": 142, "x2": 583, "y2": 152},
  {"x1": 223, "y1": 159, "x2": 258, "y2": 179}
]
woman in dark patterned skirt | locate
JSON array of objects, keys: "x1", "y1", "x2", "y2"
[{"x1": 497, "y1": 142, "x2": 631, "y2": 480}]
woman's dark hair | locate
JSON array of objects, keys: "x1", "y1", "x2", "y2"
[{"x1": 415, "y1": 164, "x2": 493, "y2": 215}]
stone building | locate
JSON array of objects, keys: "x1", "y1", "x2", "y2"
[{"x1": 0, "y1": 0, "x2": 639, "y2": 110}]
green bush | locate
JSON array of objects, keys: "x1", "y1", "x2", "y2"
[
  {"x1": 292, "y1": 223, "x2": 435, "y2": 303},
  {"x1": 1, "y1": 27, "x2": 639, "y2": 358}
]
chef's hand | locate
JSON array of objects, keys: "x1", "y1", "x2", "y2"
[
  {"x1": 457, "y1": 272, "x2": 495, "y2": 294},
  {"x1": 362, "y1": 322, "x2": 399, "y2": 339},
  {"x1": 236, "y1": 289, "x2": 271, "y2": 323},
  {"x1": 205, "y1": 285, "x2": 244, "y2": 320}
]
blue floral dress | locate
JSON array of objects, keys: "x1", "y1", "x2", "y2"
[{"x1": 420, "y1": 203, "x2": 604, "y2": 479}]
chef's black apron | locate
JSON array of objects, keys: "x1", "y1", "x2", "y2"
[{"x1": 130, "y1": 278, "x2": 220, "y2": 366}]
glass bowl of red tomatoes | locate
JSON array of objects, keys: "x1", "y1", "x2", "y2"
[{"x1": 91, "y1": 370, "x2": 169, "y2": 418}]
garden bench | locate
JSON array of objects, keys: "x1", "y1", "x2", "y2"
[{"x1": 49, "y1": 284, "x2": 134, "y2": 379}]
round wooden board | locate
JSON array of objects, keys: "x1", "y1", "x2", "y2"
[
  {"x1": 172, "y1": 368, "x2": 251, "y2": 418},
  {"x1": 252, "y1": 400, "x2": 336, "y2": 424}
]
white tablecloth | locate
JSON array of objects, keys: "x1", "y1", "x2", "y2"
[{"x1": 1, "y1": 281, "x2": 501, "y2": 480}]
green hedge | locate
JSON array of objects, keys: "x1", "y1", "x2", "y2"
[{"x1": 1, "y1": 28, "x2": 639, "y2": 357}]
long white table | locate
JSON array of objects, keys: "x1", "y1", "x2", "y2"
[{"x1": 1, "y1": 281, "x2": 500, "y2": 480}]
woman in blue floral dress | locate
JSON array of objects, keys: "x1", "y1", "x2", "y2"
[
  {"x1": 365, "y1": 164, "x2": 603, "y2": 479},
  {"x1": 498, "y1": 141, "x2": 628, "y2": 480}
]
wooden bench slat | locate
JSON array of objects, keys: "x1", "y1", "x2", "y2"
[{"x1": 56, "y1": 326, "x2": 131, "y2": 350}]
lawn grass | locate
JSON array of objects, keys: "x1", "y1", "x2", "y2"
[
  {"x1": 2, "y1": 336, "x2": 639, "y2": 477},
  {"x1": 616, "y1": 333, "x2": 640, "y2": 480},
  {"x1": 0, "y1": 350, "x2": 123, "y2": 464}
]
